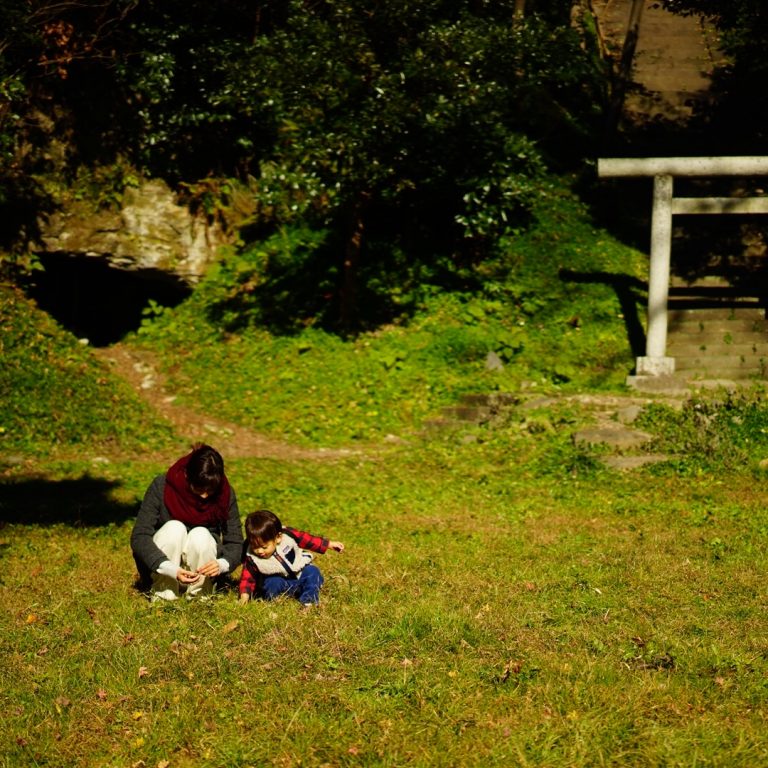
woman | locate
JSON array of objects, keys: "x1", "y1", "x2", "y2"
[{"x1": 131, "y1": 444, "x2": 243, "y2": 601}]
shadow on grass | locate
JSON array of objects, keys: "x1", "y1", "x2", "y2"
[
  {"x1": 559, "y1": 269, "x2": 647, "y2": 359},
  {"x1": 0, "y1": 475, "x2": 137, "y2": 527}
]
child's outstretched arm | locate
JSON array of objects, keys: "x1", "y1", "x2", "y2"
[{"x1": 283, "y1": 528, "x2": 345, "y2": 554}]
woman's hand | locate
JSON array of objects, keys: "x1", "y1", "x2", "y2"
[
  {"x1": 196, "y1": 560, "x2": 221, "y2": 578},
  {"x1": 177, "y1": 568, "x2": 203, "y2": 585},
  {"x1": 328, "y1": 540, "x2": 345, "y2": 553}
]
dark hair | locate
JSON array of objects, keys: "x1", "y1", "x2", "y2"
[
  {"x1": 185, "y1": 444, "x2": 224, "y2": 495},
  {"x1": 244, "y1": 509, "x2": 283, "y2": 544}
]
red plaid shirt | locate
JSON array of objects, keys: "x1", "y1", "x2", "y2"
[{"x1": 238, "y1": 527, "x2": 329, "y2": 597}]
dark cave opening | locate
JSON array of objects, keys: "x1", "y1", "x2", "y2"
[{"x1": 26, "y1": 254, "x2": 193, "y2": 347}]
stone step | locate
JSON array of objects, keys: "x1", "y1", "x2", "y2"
[
  {"x1": 669, "y1": 333, "x2": 768, "y2": 376},
  {"x1": 669, "y1": 323, "x2": 768, "y2": 337},
  {"x1": 668, "y1": 342, "x2": 768, "y2": 357},
  {"x1": 669, "y1": 289, "x2": 763, "y2": 303},
  {"x1": 681, "y1": 370, "x2": 766, "y2": 381},
  {"x1": 668, "y1": 307, "x2": 767, "y2": 321},
  {"x1": 667, "y1": 301, "x2": 768, "y2": 379},
  {"x1": 458, "y1": 393, "x2": 519, "y2": 408},
  {"x1": 670, "y1": 275, "x2": 740, "y2": 287},
  {"x1": 441, "y1": 405, "x2": 492, "y2": 423},
  {"x1": 674, "y1": 357, "x2": 768, "y2": 377}
]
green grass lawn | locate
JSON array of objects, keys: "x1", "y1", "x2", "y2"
[
  {"x1": 2, "y1": 201, "x2": 767, "y2": 766},
  {"x1": 3, "y1": 446, "x2": 768, "y2": 767}
]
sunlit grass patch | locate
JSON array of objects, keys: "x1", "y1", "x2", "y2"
[{"x1": 3, "y1": 451, "x2": 768, "y2": 767}]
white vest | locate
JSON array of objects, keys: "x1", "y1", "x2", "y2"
[{"x1": 245, "y1": 535, "x2": 313, "y2": 577}]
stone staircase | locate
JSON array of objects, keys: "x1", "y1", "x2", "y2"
[
  {"x1": 666, "y1": 278, "x2": 768, "y2": 381},
  {"x1": 589, "y1": 0, "x2": 724, "y2": 126},
  {"x1": 423, "y1": 390, "x2": 679, "y2": 470},
  {"x1": 423, "y1": 393, "x2": 518, "y2": 433}
]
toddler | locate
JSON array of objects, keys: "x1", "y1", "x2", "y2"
[{"x1": 239, "y1": 509, "x2": 344, "y2": 607}]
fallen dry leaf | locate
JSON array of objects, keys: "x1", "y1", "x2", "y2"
[{"x1": 498, "y1": 660, "x2": 523, "y2": 683}]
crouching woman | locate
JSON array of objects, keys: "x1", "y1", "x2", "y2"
[{"x1": 131, "y1": 444, "x2": 243, "y2": 601}]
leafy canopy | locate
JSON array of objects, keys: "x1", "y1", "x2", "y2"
[{"x1": 1, "y1": 0, "x2": 608, "y2": 328}]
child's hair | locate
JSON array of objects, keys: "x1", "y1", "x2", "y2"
[
  {"x1": 244, "y1": 509, "x2": 283, "y2": 544},
  {"x1": 185, "y1": 444, "x2": 224, "y2": 494}
]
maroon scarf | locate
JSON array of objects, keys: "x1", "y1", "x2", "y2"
[{"x1": 163, "y1": 452, "x2": 231, "y2": 527}]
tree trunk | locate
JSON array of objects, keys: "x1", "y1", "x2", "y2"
[{"x1": 339, "y1": 192, "x2": 370, "y2": 333}]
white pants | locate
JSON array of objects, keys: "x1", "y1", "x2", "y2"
[{"x1": 151, "y1": 520, "x2": 217, "y2": 601}]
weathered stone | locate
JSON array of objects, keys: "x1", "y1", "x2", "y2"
[
  {"x1": 441, "y1": 405, "x2": 491, "y2": 423},
  {"x1": 485, "y1": 351, "x2": 504, "y2": 371},
  {"x1": 573, "y1": 426, "x2": 653, "y2": 450},
  {"x1": 601, "y1": 455, "x2": 671, "y2": 470},
  {"x1": 520, "y1": 396, "x2": 559, "y2": 410},
  {"x1": 615, "y1": 405, "x2": 643, "y2": 424},
  {"x1": 37, "y1": 179, "x2": 227, "y2": 283}
]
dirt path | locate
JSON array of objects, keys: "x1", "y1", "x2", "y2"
[
  {"x1": 93, "y1": 343, "x2": 690, "y2": 472},
  {"x1": 94, "y1": 343, "x2": 362, "y2": 462}
]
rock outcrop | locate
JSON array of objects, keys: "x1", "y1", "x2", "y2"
[{"x1": 37, "y1": 179, "x2": 227, "y2": 284}]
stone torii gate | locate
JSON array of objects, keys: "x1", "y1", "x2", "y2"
[{"x1": 597, "y1": 156, "x2": 768, "y2": 377}]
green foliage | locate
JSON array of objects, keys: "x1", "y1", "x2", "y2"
[
  {"x1": 0, "y1": 0, "x2": 611, "y2": 316},
  {"x1": 211, "y1": 0, "x2": 607, "y2": 317},
  {"x1": 0, "y1": 283, "x2": 173, "y2": 456},
  {"x1": 456, "y1": 134, "x2": 549, "y2": 241},
  {"x1": 636, "y1": 390, "x2": 768, "y2": 472},
  {"x1": 69, "y1": 158, "x2": 141, "y2": 209},
  {"x1": 152, "y1": 169, "x2": 647, "y2": 339},
  {"x1": 134, "y1": 189, "x2": 647, "y2": 446},
  {"x1": 0, "y1": 2, "x2": 40, "y2": 177},
  {"x1": 198, "y1": 227, "x2": 334, "y2": 333}
]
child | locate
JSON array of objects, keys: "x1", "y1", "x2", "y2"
[{"x1": 238, "y1": 509, "x2": 344, "y2": 607}]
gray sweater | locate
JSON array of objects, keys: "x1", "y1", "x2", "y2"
[{"x1": 130, "y1": 475, "x2": 244, "y2": 578}]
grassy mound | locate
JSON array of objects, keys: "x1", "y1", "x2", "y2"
[
  {"x1": 0, "y1": 283, "x2": 174, "y2": 457},
  {"x1": 135, "y1": 191, "x2": 649, "y2": 446}
]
